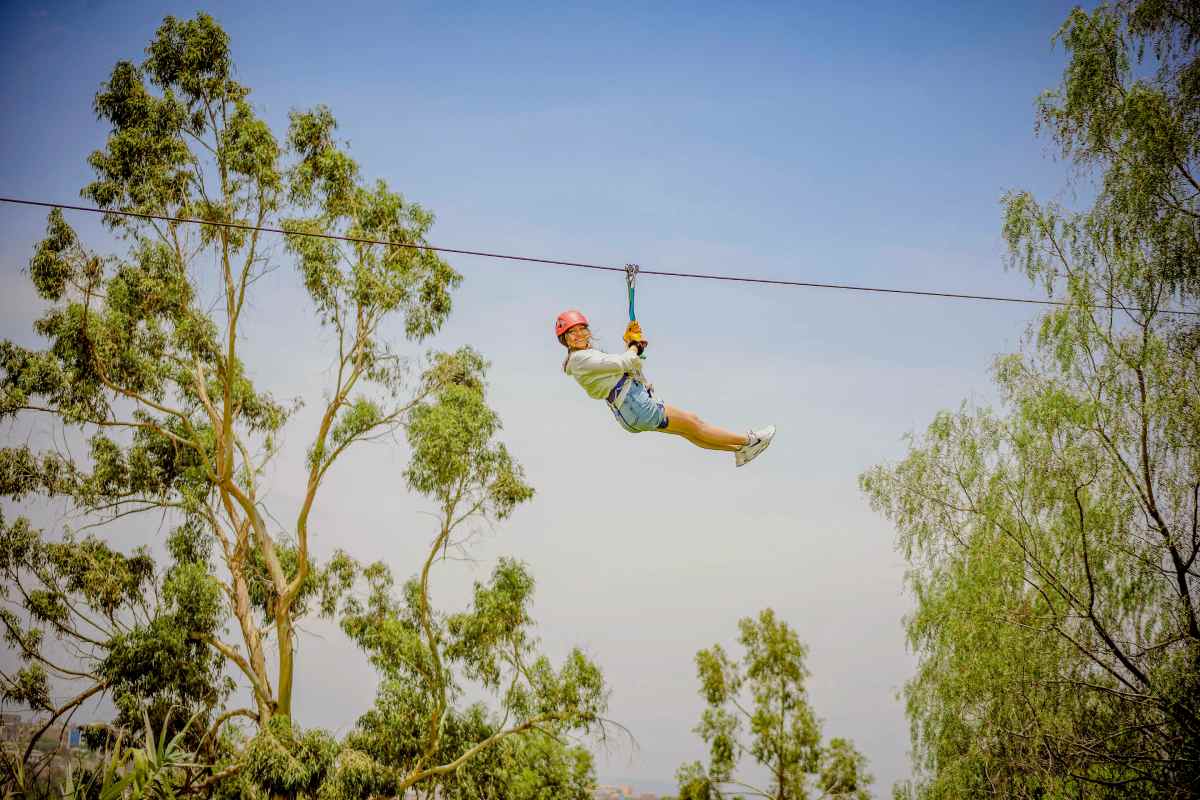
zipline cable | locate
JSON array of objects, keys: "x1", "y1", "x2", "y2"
[{"x1": 2, "y1": 195, "x2": 1197, "y2": 318}]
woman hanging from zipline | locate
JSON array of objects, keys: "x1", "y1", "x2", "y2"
[{"x1": 555, "y1": 308, "x2": 776, "y2": 467}]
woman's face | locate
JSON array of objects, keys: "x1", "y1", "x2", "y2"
[{"x1": 565, "y1": 324, "x2": 591, "y2": 349}]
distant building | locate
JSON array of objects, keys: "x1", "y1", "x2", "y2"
[
  {"x1": 0, "y1": 713, "x2": 39, "y2": 745},
  {"x1": 0, "y1": 714, "x2": 89, "y2": 752},
  {"x1": 0, "y1": 713, "x2": 24, "y2": 743},
  {"x1": 593, "y1": 784, "x2": 657, "y2": 800}
]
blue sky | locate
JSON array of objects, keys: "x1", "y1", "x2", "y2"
[{"x1": 1, "y1": 1, "x2": 1087, "y2": 794}]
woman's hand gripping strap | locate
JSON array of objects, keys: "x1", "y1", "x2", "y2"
[{"x1": 623, "y1": 320, "x2": 648, "y2": 354}]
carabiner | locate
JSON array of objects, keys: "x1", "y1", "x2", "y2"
[{"x1": 625, "y1": 263, "x2": 640, "y2": 322}]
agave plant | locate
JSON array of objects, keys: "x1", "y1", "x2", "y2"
[
  {"x1": 124, "y1": 708, "x2": 204, "y2": 800},
  {"x1": 56, "y1": 708, "x2": 206, "y2": 800},
  {"x1": 2, "y1": 753, "x2": 28, "y2": 800}
]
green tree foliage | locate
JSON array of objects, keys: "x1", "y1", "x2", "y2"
[
  {"x1": 309, "y1": 358, "x2": 605, "y2": 797},
  {"x1": 0, "y1": 510, "x2": 230, "y2": 780},
  {"x1": 860, "y1": 4, "x2": 1200, "y2": 796},
  {"x1": 672, "y1": 610, "x2": 872, "y2": 800},
  {"x1": 429, "y1": 727, "x2": 595, "y2": 800},
  {"x1": 1037, "y1": 0, "x2": 1200, "y2": 295},
  {"x1": 0, "y1": 12, "x2": 605, "y2": 797}
]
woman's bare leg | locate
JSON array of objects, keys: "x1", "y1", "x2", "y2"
[{"x1": 661, "y1": 404, "x2": 749, "y2": 452}]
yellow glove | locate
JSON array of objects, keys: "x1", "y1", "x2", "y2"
[{"x1": 623, "y1": 321, "x2": 645, "y2": 346}]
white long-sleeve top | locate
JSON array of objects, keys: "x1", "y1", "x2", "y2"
[{"x1": 564, "y1": 347, "x2": 644, "y2": 400}]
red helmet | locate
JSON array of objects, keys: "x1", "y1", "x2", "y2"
[{"x1": 555, "y1": 309, "x2": 589, "y2": 338}]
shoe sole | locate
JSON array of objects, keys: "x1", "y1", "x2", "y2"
[{"x1": 735, "y1": 428, "x2": 775, "y2": 467}]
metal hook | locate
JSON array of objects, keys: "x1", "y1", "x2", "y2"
[
  {"x1": 624, "y1": 263, "x2": 640, "y2": 322},
  {"x1": 624, "y1": 262, "x2": 640, "y2": 289}
]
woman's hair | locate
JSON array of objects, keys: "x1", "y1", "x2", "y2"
[{"x1": 560, "y1": 333, "x2": 574, "y2": 372}]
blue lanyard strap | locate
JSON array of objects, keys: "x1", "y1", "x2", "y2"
[{"x1": 624, "y1": 263, "x2": 639, "y2": 322}]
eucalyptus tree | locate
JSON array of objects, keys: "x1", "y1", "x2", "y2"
[
  {"x1": 860, "y1": 3, "x2": 1200, "y2": 796},
  {"x1": 672, "y1": 610, "x2": 871, "y2": 800},
  {"x1": 387, "y1": 717, "x2": 596, "y2": 800},
  {"x1": 0, "y1": 12, "x2": 606, "y2": 795},
  {"x1": 290, "y1": 355, "x2": 606, "y2": 797},
  {"x1": 0, "y1": 504, "x2": 229, "y2": 778}
]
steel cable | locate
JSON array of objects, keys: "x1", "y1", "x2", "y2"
[{"x1": 2, "y1": 195, "x2": 1196, "y2": 317}]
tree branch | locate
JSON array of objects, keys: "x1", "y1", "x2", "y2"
[{"x1": 20, "y1": 680, "x2": 107, "y2": 766}]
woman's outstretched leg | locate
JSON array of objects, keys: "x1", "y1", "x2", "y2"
[{"x1": 661, "y1": 404, "x2": 748, "y2": 451}]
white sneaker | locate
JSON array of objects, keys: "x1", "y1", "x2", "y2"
[{"x1": 735, "y1": 425, "x2": 776, "y2": 467}]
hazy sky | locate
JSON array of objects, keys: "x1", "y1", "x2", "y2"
[{"x1": 1, "y1": 0, "x2": 1087, "y2": 793}]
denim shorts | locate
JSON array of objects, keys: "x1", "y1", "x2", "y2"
[{"x1": 608, "y1": 378, "x2": 668, "y2": 433}]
